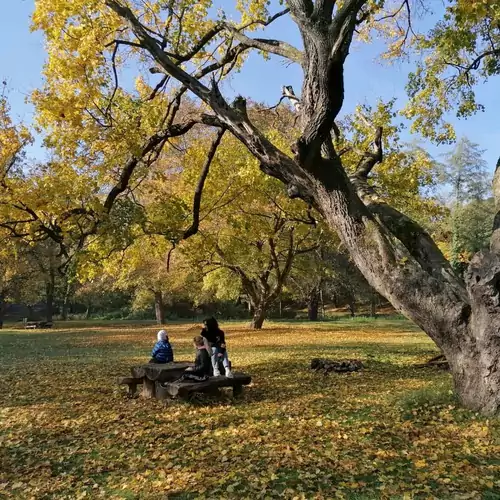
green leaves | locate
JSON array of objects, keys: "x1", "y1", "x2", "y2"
[{"x1": 403, "y1": 1, "x2": 500, "y2": 142}]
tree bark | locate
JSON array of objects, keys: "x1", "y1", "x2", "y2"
[
  {"x1": 250, "y1": 304, "x2": 267, "y2": 329},
  {"x1": 154, "y1": 291, "x2": 165, "y2": 325},
  {"x1": 308, "y1": 287, "x2": 320, "y2": 321}
]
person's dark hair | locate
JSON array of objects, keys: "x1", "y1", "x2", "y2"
[
  {"x1": 203, "y1": 317, "x2": 219, "y2": 332},
  {"x1": 193, "y1": 336, "x2": 204, "y2": 346}
]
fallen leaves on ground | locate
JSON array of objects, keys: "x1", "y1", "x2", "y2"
[{"x1": 0, "y1": 319, "x2": 499, "y2": 499}]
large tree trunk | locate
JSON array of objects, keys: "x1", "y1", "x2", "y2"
[
  {"x1": 308, "y1": 287, "x2": 319, "y2": 321},
  {"x1": 450, "y1": 253, "x2": 500, "y2": 414},
  {"x1": 315, "y1": 180, "x2": 500, "y2": 414},
  {"x1": 250, "y1": 304, "x2": 267, "y2": 329},
  {"x1": 154, "y1": 291, "x2": 165, "y2": 325}
]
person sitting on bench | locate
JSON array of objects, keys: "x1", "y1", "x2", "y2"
[
  {"x1": 181, "y1": 336, "x2": 212, "y2": 382},
  {"x1": 201, "y1": 317, "x2": 233, "y2": 377},
  {"x1": 149, "y1": 330, "x2": 174, "y2": 364}
]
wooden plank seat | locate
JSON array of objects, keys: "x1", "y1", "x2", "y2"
[
  {"x1": 156, "y1": 372, "x2": 252, "y2": 401},
  {"x1": 117, "y1": 376, "x2": 143, "y2": 397}
]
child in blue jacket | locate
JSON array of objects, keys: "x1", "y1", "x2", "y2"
[{"x1": 149, "y1": 330, "x2": 174, "y2": 363}]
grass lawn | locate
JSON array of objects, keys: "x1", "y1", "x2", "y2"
[{"x1": 0, "y1": 318, "x2": 499, "y2": 499}]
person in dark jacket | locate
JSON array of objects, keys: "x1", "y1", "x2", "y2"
[
  {"x1": 181, "y1": 336, "x2": 212, "y2": 381},
  {"x1": 201, "y1": 317, "x2": 233, "y2": 377},
  {"x1": 149, "y1": 330, "x2": 174, "y2": 363}
]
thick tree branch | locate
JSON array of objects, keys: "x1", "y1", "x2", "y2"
[
  {"x1": 314, "y1": 0, "x2": 336, "y2": 21},
  {"x1": 225, "y1": 28, "x2": 303, "y2": 64},
  {"x1": 103, "y1": 118, "x2": 199, "y2": 213},
  {"x1": 353, "y1": 125, "x2": 383, "y2": 178},
  {"x1": 183, "y1": 129, "x2": 225, "y2": 239},
  {"x1": 288, "y1": 0, "x2": 314, "y2": 19},
  {"x1": 106, "y1": 0, "x2": 310, "y2": 203}
]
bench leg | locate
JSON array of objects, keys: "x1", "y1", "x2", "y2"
[
  {"x1": 142, "y1": 378, "x2": 156, "y2": 398},
  {"x1": 128, "y1": 383, "x2": 138, "y2": 397},
  {"x1": 233, "y1": 385, "x2": 243, "y2": 398}
]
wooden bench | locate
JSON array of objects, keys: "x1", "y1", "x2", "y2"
[
  {"x1": 117, "y1": 376, "x2": 144, "y2": 397},
  {"x1": 156, "y1": 372, "x2": 252, "y2": 401},
  {"x1": 24, "y1": 321, "x2": 53, "y2": 329}
]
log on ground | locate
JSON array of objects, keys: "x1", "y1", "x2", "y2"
[{"x1": 311, "y1": 358, "x2": 364, "y2": 374}]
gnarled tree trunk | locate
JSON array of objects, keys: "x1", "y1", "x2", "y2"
[{"x1": 250, "y1": 304, "x2": 267, "y2": 329}]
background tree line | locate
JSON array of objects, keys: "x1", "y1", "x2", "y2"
[{"x1": 1, "y1": 95, "x2": 492, "y2": 329}]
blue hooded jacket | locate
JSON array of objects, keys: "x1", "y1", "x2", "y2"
[{"x1": 151, "y1": 330, "x2": 173, "y2": 363}]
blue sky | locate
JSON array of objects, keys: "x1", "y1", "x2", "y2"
[{"x1": 1, "y1": 1, "x2": 499, "y2": 171}]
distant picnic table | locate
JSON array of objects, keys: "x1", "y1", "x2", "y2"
[{"x1": 118, "y1": 361, "x2": 252, "y2": 400}]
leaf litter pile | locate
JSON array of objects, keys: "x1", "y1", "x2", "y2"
[{"x1": 0, "y1": 319, "x2": 499, "y2": 499}]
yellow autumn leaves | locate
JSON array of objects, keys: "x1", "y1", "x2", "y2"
[{"x1": 1, "y1": 319, "x2": 499, "y2": 498}]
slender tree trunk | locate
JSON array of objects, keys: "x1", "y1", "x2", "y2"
[
  {"x1": 45, "y1": 281, "x2": 54, "y2": 323},
  {"x1": 320, "y1": 289, "x2": 325, "y2": 319},
  {"x1": 250, "y1": 304, "x2": 267, "y2": 329},
  {"x1": 85, "y1": 304, "x2": 91, "y2": 320},
  {"x1": 62, "y1": 282, "x2": 72, "y2": 321},
  {"x1": 308, "y1": 287, "x2": 320, "y2": 321},
  {"x1": 347, "y1": 297, "x2": 356, "y2": 318},
  {"x1": 154, "y1": 291, "x2": 165, "y2": 325},
  {"x1": 27, "y1": 305, "x2": 33, "y2": 321}
]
